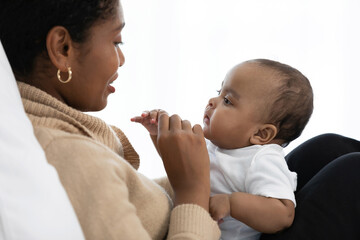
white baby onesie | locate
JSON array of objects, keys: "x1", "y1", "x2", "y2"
[{"x1": 208, "y1": 141, "x2": 297, "y2": 240}]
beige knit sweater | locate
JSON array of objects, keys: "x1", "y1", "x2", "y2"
[{"x1": 18, "y1": 82, "x2": 220, "y2": 240}]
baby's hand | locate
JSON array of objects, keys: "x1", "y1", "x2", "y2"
[
  {"x1": 131, "y1": 109, "x2": 166, "y2": 136},
  {"x1": 209, "y1": 194, "x2": 231, "y2": 224}
]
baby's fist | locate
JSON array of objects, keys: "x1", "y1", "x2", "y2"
[{"x1": 209, "y1": 194, "x2": 231, "y2": 224}]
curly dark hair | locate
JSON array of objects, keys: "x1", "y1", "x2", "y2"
[
  {"x1": 0, "y1": 0, "x2": 119, "y2": 77},
  {"x1": 249, "y1": 59, "x2": 314, "y2": 146}
]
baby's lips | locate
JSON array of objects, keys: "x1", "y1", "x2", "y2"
[{"x1": 203, "y1": 114, "x2": 210, "y2": 126}]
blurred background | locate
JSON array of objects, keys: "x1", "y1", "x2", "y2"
[{"x1": 91, "y1": 0, "x2": 360, "y2": 178}]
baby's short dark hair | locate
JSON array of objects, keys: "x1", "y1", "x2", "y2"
[{"x1": 250, "y1": 59, "x2": 313, "y2": 146}]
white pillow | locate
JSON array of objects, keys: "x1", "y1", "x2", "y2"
[{"x1": 0, "y1": 42, "x2": 84, "y2": 240}]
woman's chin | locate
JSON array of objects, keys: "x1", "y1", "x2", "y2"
[{"x1": 81, "y1": 101, "x2": 107, "y2": 112}]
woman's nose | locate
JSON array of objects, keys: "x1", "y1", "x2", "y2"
[{"x1": 117, "y1": 47, "x2": 125, "y2": 67}]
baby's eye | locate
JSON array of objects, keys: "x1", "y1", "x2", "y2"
[
  {"x1": 223, "y1": 97, "x2": 232, "y2": 105},
  {"x1": 216, "y1": 89, "x2": 221, "y2": 95}
]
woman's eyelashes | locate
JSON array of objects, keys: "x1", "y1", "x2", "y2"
[{"x1": 114, "y1": 41, "x2": 124, "y2": 47}]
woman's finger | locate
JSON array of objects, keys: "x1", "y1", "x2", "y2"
[
  {"x1": 169, "y1": 114, "x2": 182, "y2": 131},
  {"x1": 181, "y1": 120, "x2": 191, "y2": 131},
  {"x1": 192, "y1": 124, "x2": 204, "y2": 136},
  {"x1": 158, "y1": 111, "x2": 169, "y2": 132}
]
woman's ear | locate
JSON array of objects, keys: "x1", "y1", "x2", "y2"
[
  {"x1": 250, "y1": 124, "x2": 278, "y2": 145},
  {"x1": 46, "y1": 26, "x2": 72, "y2": 71}
]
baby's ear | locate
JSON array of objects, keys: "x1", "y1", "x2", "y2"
[{"x1": 250, "y1": 124, "x2": 278, "y2": 145}]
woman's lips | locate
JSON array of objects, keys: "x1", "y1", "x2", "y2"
[
  {"x1": 107, "y1": 73, "x2": 118, "y2": 93},
  {"x1": 108, "y1": 84, "x2": 115, "y2": 93}
]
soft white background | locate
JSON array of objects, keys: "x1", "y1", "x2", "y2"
[{"x1": 91, "y1": 0, "x2": 360, "y2": 179}]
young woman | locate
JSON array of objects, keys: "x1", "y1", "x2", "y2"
[{"x1": 0, "y1": 1, "x2": 219, "y2": 239}]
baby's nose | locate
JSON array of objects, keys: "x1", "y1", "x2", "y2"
[{"x1": 208, "y1": 97, "x2": 217, "y2": 108}]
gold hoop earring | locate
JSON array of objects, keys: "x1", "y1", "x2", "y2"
[{"x1": 57, "y1": 67, "x2": 72, "y2": 83}]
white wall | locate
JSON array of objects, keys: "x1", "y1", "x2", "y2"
[{"x1": 91, "y1": 0, "x2": 360, "y2": 178}]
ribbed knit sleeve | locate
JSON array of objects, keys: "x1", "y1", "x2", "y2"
[{"x1": 168, "y1": 204, "x2": 221, "y2": 240}]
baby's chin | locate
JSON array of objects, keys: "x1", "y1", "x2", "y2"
[
  {"x1": 202, "y1": 132, "x2": 218, "y2": 146},
  {"x1": 202, "y1": 127, "x2": 211, "y2": 140}
]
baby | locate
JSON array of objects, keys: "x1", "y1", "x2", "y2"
[{"x1": 131, "y1": 59, "x2": 313, "y2": 240}]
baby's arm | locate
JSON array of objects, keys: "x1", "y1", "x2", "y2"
[
  {"x1": 131, "y1": 109, "x2": 164, "y2": 155},
  {"x1": 210, "y1": 193, "x2": 294, "y2": 233}
]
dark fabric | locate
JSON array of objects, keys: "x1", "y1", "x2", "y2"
[{"x1": 260, "y1": 133, "x2": 360, "y2": 240}]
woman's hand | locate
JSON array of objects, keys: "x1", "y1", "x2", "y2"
[
  {"x1": 157, "y1": 111, "x2": 210, "y2": 211},
  {"x1": 209, "y1": 194, "x2": 231, "y2": 224},
  {"x1": 131, "y1": 109, "x2": 165, "y2": 136}
]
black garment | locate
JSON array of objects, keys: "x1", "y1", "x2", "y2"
[{"x1": 260, "y1": 133, "x2": 360, "y2": 240}]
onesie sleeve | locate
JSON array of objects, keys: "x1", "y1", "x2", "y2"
[{"x1": 245, "y1": 146, "x2": 297, "y2": 205}]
